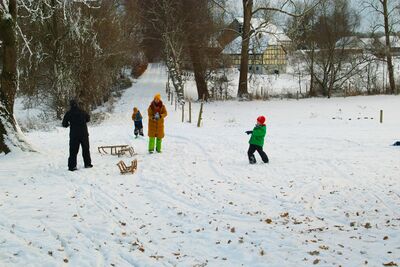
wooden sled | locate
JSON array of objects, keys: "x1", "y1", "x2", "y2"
[
  {"x1": 98, "y1": 145, "x2": 135, "y2": 157},
  {"x1": 117, "y1": 147, "x2": 135, "y2": 157},
  {"x1": 117, "y1": 159, "x2": 138, "y2": 174}
]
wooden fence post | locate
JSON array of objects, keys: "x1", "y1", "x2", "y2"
[
  {"x1": 197, "y1": 95, "x2": 205, "y2": 127},
  {"x1": 189, "y1": 101, "x2": 192, "y2": 123},
  {"x1": 182, "y1": 103, "x2": 185, "y2": 123}
]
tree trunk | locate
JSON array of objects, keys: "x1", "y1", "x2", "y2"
[
  {"x1": 238, "y1": 0, "x2": 253, "y2": 98},
  {"x1": 382, "y1": 0, "x2": 396, "y2": 94},
  {"x1": 0, "y1": 0, "x2": 17, "y2": 154},
  {"x1": 309, "y1": 43, "x2": 315, "y2": 96},
  {"x1": 189, "y1": 45, "x2": 208, "y2": 100},
  {"x1": 0, "y1": 0, "x2": 32, "y2": 154},
  {"x1": 50, "y1": 0, "x2": 65, "y2": 119},
  {"x1": 165, "y1": 38, "x2": 185, "y2": 104},
  {"x1": 1, "y1": 0, "x2": 17, "y2": 114}
]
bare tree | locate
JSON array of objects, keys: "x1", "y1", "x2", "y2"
[
  {"x1": 312, "y1": 0, "x2": 362, "y2": 97},
  {"x1": 289, "y1": 0, "x2": 372, "y2": 97},
  {"x1": 140, "y1": 0, "x2": 186, "y2": 103},
  {"x1": 181, "y1": 0, "x2": 217, "y2": 100},
  {"x1": 236, "y1": 0, "x2": 321, "y2": 98},
  {"x1": 139, "y1": 0, "x2": 220, "y2": 101},
  {"x1": 286, "y1": 1, "x2": 317, "y2": 96},
  {"x1": 363, "y1": 0, "x2": 399, "y2": 94}
]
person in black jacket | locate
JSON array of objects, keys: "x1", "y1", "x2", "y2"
[{"x1": 62, "y1": 99, "x2": 93, "y2": 171}]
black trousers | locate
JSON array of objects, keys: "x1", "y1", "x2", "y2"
[
  {"x1": 68, "y1": 135, "x2": 91, "y2": 169},
  {"x1": 248, "y1": 144, "x2": 269, "y2": 163},
  {"x1": 134, "y1": 121, "x2": 144, "y2": 136}
]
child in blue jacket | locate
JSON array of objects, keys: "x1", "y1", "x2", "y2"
[{"x1": 132, "y1": 107, "x2": 144, "y2": 138}]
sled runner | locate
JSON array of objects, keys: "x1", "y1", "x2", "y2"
[
  {"x1": 117, "y1": 147, "x2": 135, "y2": 157},
  {"x1": 98, "y1": 145, "x2": 135, "y2": 157},
  {"x1": 117, "y1": 159, "x2": 138, "y2": 174}
]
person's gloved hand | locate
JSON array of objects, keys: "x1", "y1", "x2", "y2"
[
  {"x1": 154, "y1": 112, "x2": 160, "y2": 120},
  {"x1": 245, "y1": 131, "x2": 253, "y2": 135}
]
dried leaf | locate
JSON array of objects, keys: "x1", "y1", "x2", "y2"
[
  {"x1": 308, "y1": 251, "x2": 320, "y2": 256},
  {"x1": 280, "y1": 212, "x2": 289, "y2": 218},
  {"x1": 383, "y1": 262, "x2": 397, "y2": 266}
]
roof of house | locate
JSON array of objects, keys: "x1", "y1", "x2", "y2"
[
  {"x1": 222, "y1": 18, "x2": 291, "y2": 55},
  {"x1": 335, "y1": 35, "x2": 400, "y2": 50},
  {"x1": 379, "y1": 35, "x2": 400, "y2": 48},
  {"x1": 335, "y1": 36, "x2": 374, "y2": 49}
]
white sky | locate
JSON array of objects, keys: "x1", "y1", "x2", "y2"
[{"x1": 225, "y1": 0, "x2": 399, "y2": 33}]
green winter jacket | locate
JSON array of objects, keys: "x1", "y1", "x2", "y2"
[{"x1": 249, "y1": 125, "x2": 266, "y2": 147}]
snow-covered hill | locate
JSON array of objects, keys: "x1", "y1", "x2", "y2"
[{"x1": 1, "y1": 64, "x2": 399, "y2": 266}]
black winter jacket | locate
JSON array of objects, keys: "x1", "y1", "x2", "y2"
[{"x1": 62, "y1": 106, "x2": 90, "y2": 137}]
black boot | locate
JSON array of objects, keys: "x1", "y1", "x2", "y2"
[{"x1": 249, "y1": 155, "x2": 256, "y2": 164}]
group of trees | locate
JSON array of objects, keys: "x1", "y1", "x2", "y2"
[
  {"x1": 287, "y1": 0, "x2": 399, "y2": 97},
  {"x1": 18, "y1": 0, "x2": 140, "y2": 118},
  {"x1": 137, "y1": 0, "x2": 225, "y2": 104},
  {"x1": 0, "y1": 0, "x2": 142, "y2": 153}
]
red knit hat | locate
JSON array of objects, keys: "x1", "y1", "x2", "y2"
[{"x1": 257, "y1": 116, "x2": 266, "y2": 125}]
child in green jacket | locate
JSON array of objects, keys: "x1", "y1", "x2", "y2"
[{"x1": 245, "y1": 116, "x2": 269, "y2": 164}]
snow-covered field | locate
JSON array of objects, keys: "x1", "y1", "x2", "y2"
[{"x1": 1, "y1": 64, "x2": 399, "y2": 267}]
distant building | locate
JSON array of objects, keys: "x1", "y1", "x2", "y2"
[
  {"x1": 377, "y1": 35, "x2": 400, "y2": 56},
  {"x1": 335, "y1": 35, "x2": 400, "y2": 57},
  {"x1": 218, "y1": 18, "x2": 292, "y2": 74}
]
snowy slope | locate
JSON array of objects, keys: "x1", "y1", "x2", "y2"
[{"x1": 1, "y1": 64, "x2": 400, "y2": 267}]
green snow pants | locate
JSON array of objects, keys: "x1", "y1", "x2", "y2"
[{"x1": 149, "y1": 137, "x2": 162, "y2": 153}]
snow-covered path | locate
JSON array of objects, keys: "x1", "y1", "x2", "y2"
[{"x1": 1, "y1": 64, "x2": 399, "y2": 266}]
